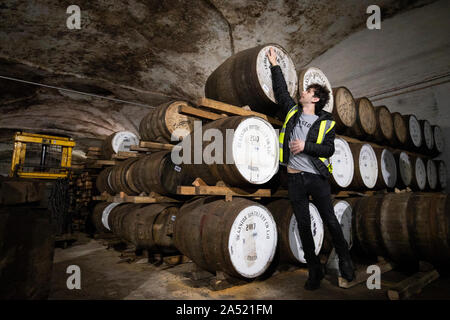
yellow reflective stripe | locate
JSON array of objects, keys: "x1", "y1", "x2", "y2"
[
  {"x1": 316, "y1": 121, "x2": 327, "y2": 144},
  {"x1": 326, "y1": 121, "x2": 335, "y2": 134},
  {"x1": 279, "y1": 148, "x2": 284, "y2": 162},
  {"x1": 279, "y1": 105, "x2": 298, "y2": 163},
  {"x1": 279, "y1": 132, "x2": 285, "y2": 143}
]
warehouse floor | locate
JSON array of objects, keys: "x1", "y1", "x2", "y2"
[{"x1": 49, "y1": 233, "x2": 450, "y2": 300}]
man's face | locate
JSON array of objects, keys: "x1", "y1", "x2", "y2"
[{"x1": 299, "y1": 88, "x2": 319, "y2": 105}]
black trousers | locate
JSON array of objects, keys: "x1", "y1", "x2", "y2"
[{"x1": 287, "y1": 171, "x2": 350, "y2": 267}]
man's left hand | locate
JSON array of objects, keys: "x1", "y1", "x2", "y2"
[{"x1": 289, "y1": 139, "x2": 305, "y2": 155}]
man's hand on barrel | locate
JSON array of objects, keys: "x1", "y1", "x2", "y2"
[
  {"x1": 289, "y1": 139, "x2": 305, "y2": 155},
  {"x1": 267, "y1": 47, "x2": 278, "y2": 66}
]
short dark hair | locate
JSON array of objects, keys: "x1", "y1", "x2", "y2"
[{"x1": 307, "y1": 83, "x2": 330, "y2": 114}]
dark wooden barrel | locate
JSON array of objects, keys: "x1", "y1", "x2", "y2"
[
  {"x1": 95, "y1": 166, "x2": 115, "y2": 195},
  {"x1": 332, "y1": 87, "x2": 357, "y2": 134},
  {"x1": 101, "y1": 131, "x2": 139, "y2": 159},
  {"x1": 109, "y1": 157, "x2": 141, "y2": 195},
  {"x1": 182, "y1": 116, "x2": 279, "y2": 187},
  {"x1": 107, "y1": 203, "x2": 179, "y2": 254},
  {"x1": 432, "y1": 125, "x2": 444, "y2": 156},
  {"x1": 394, "y1": 151, "x2": 413, "y2": 189},
  {"x1": 391, "y1": 112, "x2": 408, "y2": 147},
  {"x1": 435, "y1": 160, "x2": 447, "y2": 191},
  {"x1": 409, "y1": 155, "x2": 427, "y2": 191},
  {"x1": 419, "y1": 120, "x2": 434, "y2": 155},
  {"x1": 129, "y1": 151, "x2": 187, "y2": 195},
  {"x1": 205, "y1": 44, "x2": 298, "y2": 116},
  {"x1": 92, "y1": 202, "x2": 114, "y2": 233},
  {"x1": 402, "y1": 114, "x2": 422, "y2": 151},
  {"x1": 348, "y1": 97, "x2": 376, "y2": 139},
  {"x1": 425, "y1": 159, "x2": 438, "y2": 191},
  {"x1": 354, "y1": 193, "x2": 450, "y2": 268},
  {"x1": 330, "y1": 136, "x2": 355, "y2": 189},
  {"x1": 174, "y1": 197, "x2": 278, "y2": 279},
  {"x1": 373, "y1": 147, "x2": 397, "y2": 189},
  {"x1": 373, "y1": 106, "x2": 394, "y2": 143},
  {"x1": 266, "y1": 199, "x2": 323, "y2": 264},
  {"x1": 139, "y1": 101, "x2": 197, "y2": 144},
  {"x1": 347, "y1": 142, "x2": 378, "y2": 190}
]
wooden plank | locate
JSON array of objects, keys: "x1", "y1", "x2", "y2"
[
  {"x1": 179, "y1": 105, "x2": 225, "y2": 121},
  {"x1": 329, "y1": 259, "x2": 394, "y2": 289},
  {"x1": 130, "y1": 145, "x2": 151, "y2": 152},
  {"x1": 140, "y1": 141, "x2": 181, "y2": 151},
  {"x1": 112, "y1": 151, "x2": 139, "y2": 159},
  {"x1": 196, "y1": 185, "x2": 271, "y2": 197},
  {"x1": 94, "y1": 160, "x2": 117, "y2": 166},
  {"x1": 177, "y1": 186, "x2": 196, "y2": 195},
  {"x1": 387, "y1": 270, "x2": 440, "y2": 300},
  {"x1": 195, "y1": 97, "x2": 283, "y2": 127},
  {"x1": 88, "y1": 147, "x2": 101, "y2": 152}
]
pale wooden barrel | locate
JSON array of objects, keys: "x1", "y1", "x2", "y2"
[
  {"x1": 330, "y1": 137, "x2": 354, "y2": 189},
  {"x1": 373, "y1": 106, "x2": 394, "y2": 143},
  {"x1": 182, "y1": 116, "x2": 279, "y2": 187},
  {"x1": 139, "y1": 101, "x2": 197, "y2": 143},
  {"x1": 403, "y1": 114, "x2": 422, "y2": 151},
  {"x1": 432, "y1": 125, "x2": 444, "y2": 156},
  {"x1": 391, "y1": 112, "x2": 408, "y2": 147},
  {"x1": 205, "y1": 44, "x2": 298, "y2": 116},
  {"x1": 410, "y1": 155, "x2": 427, "y2": 191},
  {"x1": 348, "y1": 142, "x2": 378, "y2": 190},
  {"x1": 395, "y1": 151, "x2": 413, "y2": 189},
  {"x1": 332, "y1": 87, "x2": 357, "y2": 133},
  {"x1": 374, "y1": 147, "x2": 397, "y2": 189},
  {"x1": 174, "y1": 197, "x2": 278, "y2": 279},
  {"x1": 266, "y1": 199, "x2": 324, "y2": 265},
  {"x1": 101, "y1": 131, "x2": 139, "y2": 159},
  {"x1": 348, "y1": 97, "x2": 377, "y2": 139}
]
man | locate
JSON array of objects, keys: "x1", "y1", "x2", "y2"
[{"x1": 267, "y1": 47, "x2": 354, "y2": 290}]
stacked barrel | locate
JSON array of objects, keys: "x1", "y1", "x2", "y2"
[{"x1": 329, "y1": 88, "x2": 446, "y2": 192}]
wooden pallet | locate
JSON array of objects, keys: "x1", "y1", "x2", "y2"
[
  {"x1": 184, "y1": 97, "x2": 283, "y2": 127},
  {"x1": 176, "y1": 178, "x2": 271, "y2": 201},
  {"x1": 325, "y1": 257, "x2": 394, "y2": 289},
  {"x1": 93, "y1": 191, "x2": 180, "y2": 203},
  {"x1": 111, "y1": 151, "x2": 140, "y2": 159}
]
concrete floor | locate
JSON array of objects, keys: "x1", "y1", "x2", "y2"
[{"x1": 49, "y1": 233, "x2": 450, "y2": 300}]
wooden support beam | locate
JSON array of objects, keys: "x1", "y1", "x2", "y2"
[
  {"x1": 140, "y1": 141, "x2": 181, "y2": 151},
  {"x1": 179, "y1": 105, "x2": 226, "y2": 121},
  {"x1": 195, "y1": 97, "x2": 283, "y2": 127},
  {"x1": 387, "y1": 269, "x2": 440, "y2": 300}
]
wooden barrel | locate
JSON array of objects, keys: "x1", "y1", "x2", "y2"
[
  {"x1": 92, "y1": 202, "x2": 121, "y2": 233},
  {"x1": 410, "y1": 193, "x2": 450, "y2": 268},
  {"x1": 410, "y1": 155, "x2": 427, "y2": 191},
  {"x1": 348, "y1": 142, "x2": 378, "y2": 190},
  {"x1": 139, "y1": 101, "x2": 197, "y2": 144},
  {"x1": 107, "y1": 203, "x2": 179, "y2": 254},
  {"x1": 266, "y1": 199, "x2": 324, "y2": 265},
  {"x1": 391, "y1": 112, "x2": 408, "y2": 147},
  {"x1": 299, "y1": 67, "x2": 333, "y2": 113},
  {"x1": 174, "y1": 197, "x2": 278, "y2": 279},
  {"x1": 432, "y1": 125, "x2": 444, "y2": 156},
  {"x1": 109, "y1": 158, "x2": 141, "y2": 195},
  {"x1": 182, "y1": 116, "x2": 279, "y2": 187},
  {"x1": 330, "y1": 137, "x2": 354, "y2": 189},
  {"x1": 374, "y1": 147, "x2": 397, "y2": 189},
  {"x1": 354, "y1": 193, "x2": 450, "y2": 268},
  {"x1": 102, "y1": 131, "x2": 139, "y2": 159},
  {"x1": 403, "y1": 114, "x2": 422, "y2": 151},
  {"x1": 373, "y1": 106, "x2": 394, "y2": 143},
  {"x1": 321, "y1": 198, "x2": 358, "y2": 255},
  {"x1": 419, "y1": 120, "x2": 434, "y2": 155},
  {"x1": 348, "y1": 97, "x2": 376, "y2": 139},
  {"x1": 426, "y1": 159, "x2": 438, "y2": 191},
  {"x1": 435, "y1": 160, "x2": 447, "y2": 191},
  {"x1": 332, "y1": 87, "x2": 356, "y2": 133},
  {"x1": 394, "y1": 151, "x2": 413, "y2": 189},
  {"x1": 128, "y1": 151, "x2": 186, "y2": 195},
  {"x1": 95, "y1": 166, "x2": 115, "y2": 195},
  {"x1": 205, "y1": 44, "x2": 298, "y2": 116}
]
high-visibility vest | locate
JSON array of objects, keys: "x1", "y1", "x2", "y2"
[{"x1": 279, "y1": 105, "x2": 335, "y2": 173}]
